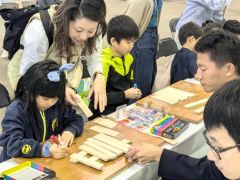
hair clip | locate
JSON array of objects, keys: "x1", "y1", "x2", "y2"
[{"x1": 47, "y1": 64, "x2": 74, "y2": 82}]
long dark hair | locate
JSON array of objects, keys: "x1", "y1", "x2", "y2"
[
  {"x1": 53, "y1": 0, "x2": 107, "y2": 61},
  {"x1": 15, "y1": 60, "x2": 66, "y2": 116}
]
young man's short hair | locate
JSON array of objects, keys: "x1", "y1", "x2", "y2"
[
  {"x1": 195, "y1": 30, "x2": 240, "y2": 75},
  {"x1": 204, "y1": 79, "x2": 240, "y2": 147},
  {"x1": 178, "y1": 22, "x2": 202, "y2": 45},
  {"x1": 107, "y1": 15, "x2": 139, "y2": 44},
  {"x1": 223, "y1": 20, "x2": 240, "y2": 35}
]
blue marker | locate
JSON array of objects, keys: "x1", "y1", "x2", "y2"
[{"x1": 133, "y1": 83, "x2": 138, "y2": 88}]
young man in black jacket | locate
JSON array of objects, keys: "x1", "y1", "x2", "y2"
[
  {"x1": 126, "y1": 79, "x2": 240, "y2": 180},
  {"x1": 126, "y1": 30, "x2": 240, "y2": 180}
]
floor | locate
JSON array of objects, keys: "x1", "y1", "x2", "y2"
[{"x1": 0, "y1": 0, "x2": 239, "y2": 131}]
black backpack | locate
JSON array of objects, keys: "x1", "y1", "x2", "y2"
[{"x1": 0, "y1": 0, "x2": 60, "y2": 60}]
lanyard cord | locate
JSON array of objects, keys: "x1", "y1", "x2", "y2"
[{"x1": 39, "y1": 110, "x2": 47, "y2": 143}]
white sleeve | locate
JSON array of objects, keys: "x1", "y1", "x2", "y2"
[
  {"x1": 20, "y1": 19, "x2": 49, "y2": 75},
  {"x1": 87, "y1": 36, "x2": 103, "y2": 77},
  {"x1": 202, "y1": 0, "x2": 228, "y2": 11}
]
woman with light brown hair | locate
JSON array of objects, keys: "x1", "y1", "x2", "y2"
[{"x1": 8, "y1": 0, "x2": 107, "y2": 113}]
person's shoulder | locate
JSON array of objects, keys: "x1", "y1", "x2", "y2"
[
  {"x1": 7, "y1": 99, "x2": 25, "y2": 111},
  {"x1": 179, "y1": 48, "x2": 195, "y2": 56},
  {"x1": 5, "y1": 99, "x2": 27, "y2": 118},
  {"x1": 125, "y1": 53, "x2": 134, "y2": 63},
  {"x1": 102, "y1": 47, "x2": 114, "y2": 63},
  {"x1": 173, "y1": 48, "x2": 187, "y2": 60}
]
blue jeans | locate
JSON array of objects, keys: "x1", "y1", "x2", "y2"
[{"x1": 131, "y1": 27, "x2": 158, "y2": 98}]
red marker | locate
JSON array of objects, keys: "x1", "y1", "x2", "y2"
[{"x1": 50, "y1": 135, "x2": 60, "y2": 145}]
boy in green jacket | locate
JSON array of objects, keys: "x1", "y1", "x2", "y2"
[{"x1": 90, "y1": 15, "x2": 141, "y2": 119}]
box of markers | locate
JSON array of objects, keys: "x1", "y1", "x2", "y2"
[
  {"x1": 150, "y1": 115, "x2": 189, "y2": 139},
  {"x1": 161, "y1": 119, "x2": 189, "y2": 139}
]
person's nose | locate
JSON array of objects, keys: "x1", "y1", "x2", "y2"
[
  {"x1": 78, "y1": 31, "x2": 89, "y2": 41},
  {"x1": 194, "y1": 68, "x2": 202, "y2": 81}
]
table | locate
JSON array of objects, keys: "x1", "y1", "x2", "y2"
[{"x1": 1, "y1": 80, "x2": 208, "y2": 179}]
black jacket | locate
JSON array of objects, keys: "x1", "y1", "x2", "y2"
[
  {"x1": 159, "y1": 149, "x2": 227, "y2": 180},
  {"x1": 0, "y1": 99, "x2": 84, "y2": 162}
]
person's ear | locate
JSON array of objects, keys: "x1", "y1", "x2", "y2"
[
  {"x1": 189, "y1": 36, "x2": 197, "y2": 44},
  {"x1": 224, "y1": 63, "x2": 236, "y2": 77},
  {"x1": 110, "y1": 37, "x2": 117, "y2": 47}
]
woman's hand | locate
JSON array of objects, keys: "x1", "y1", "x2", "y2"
[
  {"x1": 88, "y1": 73, "x2": 107, "y2": 112},
  {"x1": 61, "y1": 131, "x2": 75, "y2": 146},
  {"x1": 65, "y1": 86, "x2": 78, "y2": 106}
]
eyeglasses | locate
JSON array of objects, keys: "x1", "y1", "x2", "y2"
[{"x1": 203, "y1": 129, "x2": 240, "y2": 160}]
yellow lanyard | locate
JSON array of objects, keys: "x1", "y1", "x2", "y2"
[{"x1": 39, "y1": 110, "x2": 47, "y2": 143}]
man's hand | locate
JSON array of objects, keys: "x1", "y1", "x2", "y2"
[{"x1": 125, "y1": 144, "x2": 163, "y2": 164}]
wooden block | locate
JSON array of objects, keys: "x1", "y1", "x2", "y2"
[
  {"x1": 79, "y1": 144, "x2": 111, "y2": 161},
  {"x1": 70, "y1": 153, "x2": 104, "y2": 170},
  {"x1": 194, "y1": 106, "x2": 205, "y2": 114},
  {"x1": 184, "y1": 98, "x2": 209, "y2": 109},
  {"x1": 152, "y1": 87, "x2": 196, "y2": 105},
  {"x1": 84, "y1": 141, "x2": 117, "y2": 159},
  {"x1": 76, "y1": 96, "x2": 93, "y2": 118},
  {"x1": 94, "y1": 134, "x2": 131, "y2": 153},
  {"x1": 90, "y1": 125, "x2": 119, "y2": 137},
  {"x1": 87, "y1": 138, "x2": 123, "y2": 156},
  {"x1": 78, "y1": 151, "x2": 88, "y2": 157},
  {"x1": 94, "y1": 117, "x2": 117, "y2": 128},
  {"x1": 152, "y1": 95, "x2": 178, "y2": 105},
  {"x1": 89, "y1": 156, "x2": 99, "y2": 161}
]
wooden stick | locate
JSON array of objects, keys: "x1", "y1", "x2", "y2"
[
  {"x1": 84, "y1": 141, "x2": 117, "y2": 159},
  {"x1": 194, "y1": 106, "x2": 205, "y2": 114},
  {"x1": 79, "y1": 144, "x2": 111, "y2": 161},
  {"x1": 94, "y1": 134, "x2": 130, "y2": 153},
  {"x1": 87, "y1": 138, "x2": 123, "y2": 156},
  {"x1": 90, "y1": 125, "x2": 119, "y2": 137},
  {"x1": 76, "y1": 96, "x2": 93, "y2": 118},
  {"x1": 70, "y1": 153, "x2": 103, "y2": 170},
  {"x1": 184, "y1": 98, "x2": 208, "y2": 109},
  {"x1": 94, "y1": 117, "x2": 117, "y2": 128}
]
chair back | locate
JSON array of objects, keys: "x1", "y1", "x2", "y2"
[
  {"x1": 157, "y1": 37, "x2": 178, "y2": 58},
  {"x1": 0, "y1": 83, "x2": 11, "y2": 108},
  {"x1": 169, "y1": 18, "x2": 180, "y2": 33}
]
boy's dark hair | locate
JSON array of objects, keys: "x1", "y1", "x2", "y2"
[
  {"x1": 204, "y1": 79, "x2": 240, "y2": 146},
  {"x1": 107, "y1": 15, "x2": 139, "y2": 44},
  {"x1": 178, "y1": 22, "x2": 202, "y2": 45},
  {"x1": 223, "y1": 20, "x2": 240, "y2": 35},
  {"x1": 195, "y1": 30, "x2": 240, "y2": 75},
  {"x1": 201, "y1": 19, "x2": 214, "y2": 27},
  {"x1": 15, "y1": 60, "x2": 66, "y2": 115},
  {"x1": 202, "y1": 22, "x2": 222, "y2": 34}
]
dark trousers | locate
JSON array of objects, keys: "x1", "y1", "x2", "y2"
[{"x1": 131, "y1": 27, "x2": 158, "y2": 98}]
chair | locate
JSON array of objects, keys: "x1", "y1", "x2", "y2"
[
  {"x1": 169, "y1": 18, "x2": 180, "y2": 37},
  {"x1": 156, "y1": 37, "x2": 178, "y2": 59},
  {"x1": 0, "y1": 83, "x2": 11, "y2": 108}
]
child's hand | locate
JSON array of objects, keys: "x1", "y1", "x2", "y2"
[
  {"x1": 61, "y1": 131, "x2": 74, "y2": 146},
  {"x1": 50, "y1": 144, "x2": 68, "y2": 159},
  {"x1": 124, "y1": 88, "x2": 142, "y2": 99}
]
